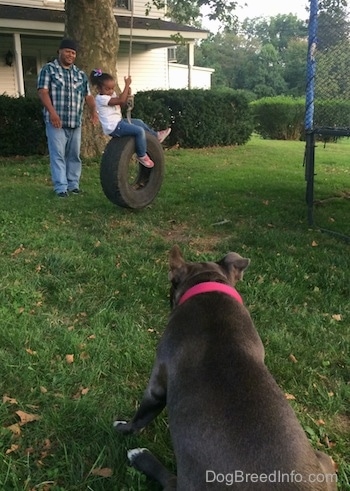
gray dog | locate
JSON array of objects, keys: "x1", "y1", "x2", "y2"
[{"x1": 114, "y1": 245, "x2": 337, "y2": 490}]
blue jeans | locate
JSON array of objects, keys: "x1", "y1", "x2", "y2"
[
  {"x1": 45, "y1": 122, "x2": 82, "y2": 194},
  {"x1": 109, "y1": 119, "x2": 157, "y2": 157}
]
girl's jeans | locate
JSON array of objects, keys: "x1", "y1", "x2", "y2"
[
  {"x1": 45, "y1": 122, "x2": 82, "y2": 194},
  {"x1": 109, "y1": 119, "x2": 157, "y2": 157}
]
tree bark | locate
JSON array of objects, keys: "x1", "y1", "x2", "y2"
[{"x1": 65, "y1": 0, "x2": 119, "y2": 157}]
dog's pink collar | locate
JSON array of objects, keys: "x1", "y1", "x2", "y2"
[{"x1": 178, "y1": 281, "x2": 243, "y2": 306}]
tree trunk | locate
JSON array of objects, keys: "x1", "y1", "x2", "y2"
[{"x1": 65, "y1": 0, "x2": 119, "y2": 157}]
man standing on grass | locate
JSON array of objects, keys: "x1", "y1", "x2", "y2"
[{"x1": 37, "y1": 39, "x2": 99, "y2": 198}]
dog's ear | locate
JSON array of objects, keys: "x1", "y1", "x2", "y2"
[
  {"x1": 168, "y1": 245, "x2": 187, "y2": 283},
  {"x1": 217, "y1": 252, "x2": 250, "y2": 284}
]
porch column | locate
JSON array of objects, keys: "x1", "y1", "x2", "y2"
[{"x1": 14, "y1": 33, "x2": 25, "y2": 96}]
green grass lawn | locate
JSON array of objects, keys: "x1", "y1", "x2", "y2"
[{"x1": 0, "y1": 136, "x2": 349, "y2": 490}]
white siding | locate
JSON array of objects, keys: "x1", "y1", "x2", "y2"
[
  {"x1": 2, "y1": 0, "x2": 64, "y2": 10},
  {"x1": 1, "y1": 65, "x2": 18, "y2": 96},
  {"x1": 116, "y1": 43, "x2": 169, "y2": 92},
  {"x1": 168, "y1": 64, "x2": 214, "y2": 90},
  {"x1": 114, "y1": 0, "x2": 166, "y2": 19},
  {"x1": 2, "y1": 0, "x2": 165, "y2": 17},
  {"x1": 1, "y1": 34, "x2": 18, "y2": 96}
]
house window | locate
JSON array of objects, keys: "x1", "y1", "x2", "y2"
[
  {"x1": 115, "y1": 0, "x2": 130, "y2": 9},
  {"x1": 168, "y1": 47, "x2": 177, "y2": 63},
  {"x1": 23, "y1": 55, "x2": 38, "y2": 97}
]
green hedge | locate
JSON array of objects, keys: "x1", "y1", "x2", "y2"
[
  {"x1": 3, "y1": 93, "x2": 350, "y2": 156},
  {"x1": 251, "y1": 96, "x2": 305, "y2": 141},
  {"x1": 314, "y1": 99, "x2": 350, "y2": 128},
  {"x1": 0, "y1": 95, "x2": 46, "y2": 157},
  {"x1": 0, "y1": 90, "x2": 254, "y2": 156},
  {"x1": 251, "y1": 96, "x2": 350, "y2": 141},
  {"x1": 132, "y1": 88, "x2": 254, "y2": 148}
]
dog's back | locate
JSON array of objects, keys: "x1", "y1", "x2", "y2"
[
  {"x1": 115, "y1": 246, "x2": 337, "y2": 490},
  {"x1": 163, "y1": 294, "x2": 330, "y2": 489}
]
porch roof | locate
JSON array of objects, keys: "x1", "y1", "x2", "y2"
[{"x1": 0, "y1": 5, "x2": 208, "y2": 44}]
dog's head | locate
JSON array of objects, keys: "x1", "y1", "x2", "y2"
[{"x1": 168, "y1": 245, "x2": 250, "y2": 308}]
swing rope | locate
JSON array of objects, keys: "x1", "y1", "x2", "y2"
[{"x1": 126, "y1": 0, "x2": 134, "y2": 123}]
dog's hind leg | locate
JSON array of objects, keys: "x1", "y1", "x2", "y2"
[
  {"x1": 315, "y1": 451, "x2": 337, "y2": 490},
  {"x1": 128, "y1": 448, "x2": 177, "y2": 490}
]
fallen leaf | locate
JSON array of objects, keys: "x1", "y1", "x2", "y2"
[
  {"x1": 90, "y1": 467, "x2": 113, "y2": 477},
  {"x1": 25, "y1": 348, "x2": 37, "y2": 356},
  {"x1": 6, "y1": 444, "x2": 19, "y2": 455},
  {"x1": 317, "y1": 419, "x2": 325, "y2": 426},
  {"x1": 11, "y1": 245, "x2": 25, "y2": 256},
  {"x1": 72, "y1": 386, "x2": 90, "y2": 399},
  {"x1": 331, "y1": 314, "x2": 342, "y2": 321},
  {"x1": 3, "y1": 395, "x2": 18, "y2": 405},
  {"x1": 331, "y1": 458, "x2": 339, "y2": 472},
  {"x1": 6, "y1": 423, "x2": 21, "y2": 436},
  {"x1": 87, "y1": 334, "x2": 96, "y2": 340},
  {"x1": 79, "y1": 351, "x2": 90, "y2": 360},
  {"x1": 65, "y1": 354, "x2": 74, "y2": 364},
  {"x1": 43, "y1": 438, "x2": 52, "y2": 450},
  {"x1": 40, "y1": 386, "x2": 48, "y2": 394},
  {"x1": 16, "y1": 410, "x2": 42, "y2": 425},
  {"x1": 311, "y1": 241, "x2": 318, "y2": 247},
  {"x1": 285, "y1": 393, "x2": 296, "y2": 400},
  {"x1": 289, "y1": 354, "x2": 298, "y2": 363}
]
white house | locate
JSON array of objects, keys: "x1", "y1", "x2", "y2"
[{"x1": 0, "y1": 0, "x2": 214, "y2": 97}]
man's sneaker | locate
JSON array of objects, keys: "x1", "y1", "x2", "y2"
[
  {"x1": 138, "y1": 154, "x2": 155, "y2": 168},
  {"x1": 70, "y1": 188, "x2": 80, "y2": 194},
  {"x1": 157, "y1": 128, "x2": 171, "y2": 143},
  {"x1": 57, "y1": 191, "x2": 69, "y2": 198}
]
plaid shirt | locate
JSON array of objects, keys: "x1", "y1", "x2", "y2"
[{"x1": 37, "y1": 59, "x2": 91, "y2": 128}]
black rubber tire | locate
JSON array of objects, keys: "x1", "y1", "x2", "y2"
[{"x1": 100, "y1": 133, "x2": 165, "y2": 209}]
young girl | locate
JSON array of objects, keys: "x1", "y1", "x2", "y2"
[{"x1": 90, "y1": 69, "x2": 171, "y2": 168}]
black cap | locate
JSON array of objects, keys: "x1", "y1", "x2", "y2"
[{"x1": 59, "y1": 39, "x2": 78, "y2": 52}]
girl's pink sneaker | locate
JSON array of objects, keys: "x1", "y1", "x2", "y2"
[{"x1": 138, "y1": 154, "x2": 155, "y2": 168}]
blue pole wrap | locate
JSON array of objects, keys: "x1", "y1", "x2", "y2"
[{"x1": 305, "y1": 0, "x2": 318, "y2": 130}]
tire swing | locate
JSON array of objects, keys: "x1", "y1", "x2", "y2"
[
  {"x1": 100, "y1": 134, "x2": 165, "y2": 209},
  {"x1": 99, "y1": 0, "x2": 165, "y2": 209}
]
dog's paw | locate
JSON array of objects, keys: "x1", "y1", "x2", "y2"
[
  {"x1": 113, "y1": 420, "x2": 133, "y2": 434},
  {"x1": 127, "y1": 447, "x2": 149, "y2": 464}
]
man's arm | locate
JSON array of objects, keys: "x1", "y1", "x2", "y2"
[
  {"x1": 85, "y1": 94, "x2": 99, "y2": 125},
  {"x1": 37, "y1": 88, "x2": 61, "y2": 128}
]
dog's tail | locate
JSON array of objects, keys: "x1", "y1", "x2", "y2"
[{"x1": 127, "y1": 447, "x2": 176, "y2": 488}]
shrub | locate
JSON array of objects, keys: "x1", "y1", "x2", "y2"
[
  {"x1": 0, "y1": 95, "x2": 46, "y2": 156},
  {"x1": 132, "y1": 88, "x2": 254, "y2": 148},
  {"x1": 314, "y1": 99, "x2": 350, "y2": 128},
  {"x1": 0, "y1": 89, "x2": 254, "y2": 156},
  {"x1": 251, "y1": 96, "x2": 305, "y2": 140}
]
